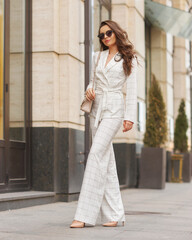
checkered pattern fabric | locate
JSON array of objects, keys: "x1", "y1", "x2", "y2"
[
  {"x1": 74, "y1": 117, "x2": 125, "y2": 225},
  {"x1": 87, "y1": 49, "x2": 138, "y2": 124}
]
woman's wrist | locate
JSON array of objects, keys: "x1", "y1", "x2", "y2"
[{"x1": 124, "y1": 120, "x2": 134, "y2": 124}]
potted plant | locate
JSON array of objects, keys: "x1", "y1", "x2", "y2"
[
  {"x1": 173, "y1": 99, "x2": 191, "y2": 182},
  {"x1": 139, "y1": 74, "x2": 167, "y2": 189}
]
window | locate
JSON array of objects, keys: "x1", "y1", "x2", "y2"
[
  {"x1": 137, "y1": 101, "x2": 146, "y2": 132},
  {"x1": 93, "y1": 0, "x2": 111, "y2": 52},
  {"x1": 0, "y1": 0, "x2": 3, "y2": 140},
  {"x1": 9, "y1": 0, "x2": 26, "y2": 141}
]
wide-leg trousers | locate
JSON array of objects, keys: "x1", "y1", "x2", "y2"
[{"x1": 74, "y1": 117, "x2": 126, "y2": 225}]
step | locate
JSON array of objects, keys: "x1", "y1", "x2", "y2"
[{"x1": 0, "y1": 191, "x2": 56, "y2": 212}]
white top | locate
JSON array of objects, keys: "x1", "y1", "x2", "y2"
[{"x1": 86, "y1": 49, "x2": 138, "y2": 128}]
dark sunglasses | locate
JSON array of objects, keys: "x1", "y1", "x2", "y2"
[{"x1": 97, "y1": 30, "x2": 113, "y2": 40}]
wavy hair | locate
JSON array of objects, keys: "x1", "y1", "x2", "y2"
[{"x1": 98, "y1": 20, "x2": 139, "y2": 77}]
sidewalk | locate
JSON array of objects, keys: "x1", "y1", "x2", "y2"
[{"x1": 0, "y1": 182, "x2": 192, "y2": 240}]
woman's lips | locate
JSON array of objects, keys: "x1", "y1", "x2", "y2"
[{"x1": 105, "y1": 39, "x2": 110, "y2": 43}]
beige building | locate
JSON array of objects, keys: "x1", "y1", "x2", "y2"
[
  {"x1": 0, "y1": 0, "x2": 191, "y2": 202},
  {"x1": 149, "y1": 0, "x2": 192, "y2": 152}
]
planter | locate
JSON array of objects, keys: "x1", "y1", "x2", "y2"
[
  {"x1": 183, "y1": 152, "x2": 192, "y2": 182},
  {"x1": 166, "y1": 152, "x2": 192, "y2": 183},
  {"x1": 139, "y1": 147, "x2": 166, "y2": 189},
  {"x1": 113, "y1": 143, "x2": 138, "y2": 188},
  {"x1": 191, "y1": 153, "x2": 192, "y2": 177},
  {"x1": 169, "y1": 154, "x2": 183, "y2": 183},
  {"x1": 166, "y1": 151, "x2": 173, "y2": 182}
]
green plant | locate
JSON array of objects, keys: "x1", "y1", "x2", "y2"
[
  {"x1": 143, "y1": 74, "x2": 167, "y2": 147},
  {"x1": 174, "y1": 99, "x2": 188, "y2": 153}
]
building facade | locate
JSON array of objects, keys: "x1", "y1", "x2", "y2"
[{"x1": 0, "y1": 0, "x2": 191, "y2": 201}]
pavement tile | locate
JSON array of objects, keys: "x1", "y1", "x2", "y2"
[{"x1": 0, "y1": 182, "x2": 191, "y2": 240}]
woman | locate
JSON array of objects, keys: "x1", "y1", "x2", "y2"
[{"x1": 70, "y1": 20, "x2": 138, "y2": 228}]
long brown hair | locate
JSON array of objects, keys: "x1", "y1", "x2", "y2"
[{"x1": 98, "y1": 20, "x2": 139, "y2": 77}]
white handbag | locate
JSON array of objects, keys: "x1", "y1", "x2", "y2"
[{"x1": 80, "y1": 52, "x2": 101, "y2": 113}]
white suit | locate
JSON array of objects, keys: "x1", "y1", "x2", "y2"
[
  {"x1": 74, "y1": 49, "x2": 138, "y2": 225},
  {"x1": 87, "y1": 49, "x2": 137, "y2": 127}
]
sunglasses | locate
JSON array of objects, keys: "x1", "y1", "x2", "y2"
[{"x1": 97, "y1": 30, "x2": 113, "y2": 40}]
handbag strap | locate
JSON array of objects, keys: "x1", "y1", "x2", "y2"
[{"x1": 92, "y1": 51, "x2": 101, "y2": 90}]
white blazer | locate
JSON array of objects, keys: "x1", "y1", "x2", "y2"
[{"x1": 86, "y1": 49, "x2": 137, "y2": 128}]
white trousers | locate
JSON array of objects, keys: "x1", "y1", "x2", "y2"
[{"x1": 74, "y1": 117, "x2": 126, "y2": 225}]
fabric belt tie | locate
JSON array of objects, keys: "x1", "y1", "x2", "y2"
[{"x1": 94, "y1": 89, "x2": 122, "y2": 128}]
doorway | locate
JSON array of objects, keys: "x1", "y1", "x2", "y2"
[{"x1": 0, "y1": 0, "x2": 32, "y2": 193}]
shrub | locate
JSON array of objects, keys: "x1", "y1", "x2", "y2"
[
  {"x1": 143, "y1": 74, "x2": 167, "y2": 147},
  {"x1": 174, "y1": 99, "x2": 188, "y2": 153}
]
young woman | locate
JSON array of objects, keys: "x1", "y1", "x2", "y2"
[{"x1": 70, "y1": 20, "x2": 138, "y2": 228}]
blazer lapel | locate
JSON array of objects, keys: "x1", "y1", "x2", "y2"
[
  {"x1": 97, "y1": 50, "x2": 123, "y2": 85},
  {"x1": 101, "y1": 49, "x2": 109, "y2": 71},
  {"x1": 103, "y1": 50, "x2": 121, "y2": 74}
]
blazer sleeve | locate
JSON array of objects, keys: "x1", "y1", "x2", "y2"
[
  {"x1": 124, "y1": 56, "x2": 138, "y2": 123},
  {"x1": 86, "y1": 51, "x2": 99, "y2": 91}
]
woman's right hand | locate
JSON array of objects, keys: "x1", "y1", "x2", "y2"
[{"x1": 86, "y1": 88, "x2": 95, "y2": 101}]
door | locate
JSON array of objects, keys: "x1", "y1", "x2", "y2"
[
  {"x1": 0, "y1": 0, "x2": 5, "y2": 190},
  {"x1": 0, "y1": 0, "x2": 31, "y2": 193}
]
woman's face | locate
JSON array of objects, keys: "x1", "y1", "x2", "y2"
[{"x1": 99, "y1": 25, "x2": 116, "y2": 48}]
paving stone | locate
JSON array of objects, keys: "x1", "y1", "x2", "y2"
[{"x1": 0, "y1": 182, "x2": 191, "y2": 240}]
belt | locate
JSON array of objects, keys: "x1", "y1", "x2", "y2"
[{"x1": 94, "y1": 88, "x2": 122, "y2": 128}]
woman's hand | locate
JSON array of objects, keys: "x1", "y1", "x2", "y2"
[
  {"x1": 86, "y1": 88, "x2": 95, "y2": 101},
  {"x1": 123, "y1": 120, "x2": 134, "y2": 132}
]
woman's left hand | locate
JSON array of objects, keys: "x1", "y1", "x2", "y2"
[{"x1": 123, "y1": 120, "x2": 134, "y2": 132}]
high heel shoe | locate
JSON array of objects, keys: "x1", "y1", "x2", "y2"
[
  {"x1": 102, "y1": 221, "x2": 125, "y2": 227},
  {"x1": 70, "y1": 220, "x2": 85, "y2": 228}
]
